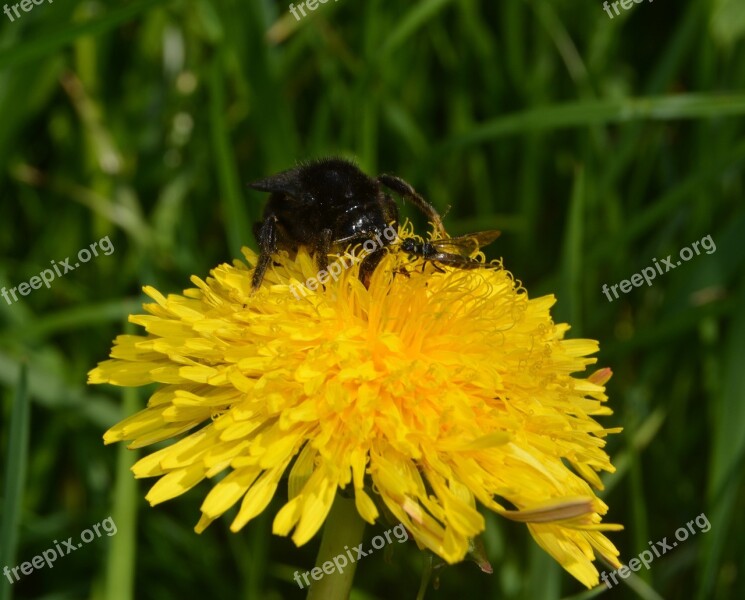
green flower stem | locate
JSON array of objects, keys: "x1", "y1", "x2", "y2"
[{"x1": 307, "y1": 494, "x2": 366, "y2": 600}]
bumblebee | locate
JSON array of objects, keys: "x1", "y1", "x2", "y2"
[{"x1": 249, "y1": 157, "x2": 445, "y2": 289}]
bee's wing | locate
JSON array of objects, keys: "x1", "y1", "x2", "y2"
[{"x1": 429, "y1": 230, "x2": 501, "y2": 256}]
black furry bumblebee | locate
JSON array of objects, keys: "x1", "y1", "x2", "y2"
[{"x1": 249, "y1": 157, "x2": 445, "y2": 289}]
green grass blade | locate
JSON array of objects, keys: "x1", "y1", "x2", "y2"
[
  {"x1": 0, "y1": 363, "x2": 29, "y2": 600},
  {"x1": 555, "y1": 165, "x2": 585, "y2": 331},
  {"x1": 698, "y1": 283, "x2": 745, "y2": 598},
  {"x1": 377, "y1": 0, "x2": 455, "y2": 59},
  {"x1": 0, "y1": 0, "x2": 171, "y2": 70},
  {"x1": 4, "y1": 298, "x2": 143, "y2": 340},
  {"x1": 429, "y1": 94, "x2": 745, "y2": 157},
  {"x1": 102, "y1": 384, "x2": 139, "y2": 600},
  {"x1": 209, "y1": 49, "x2": 251, "y2": 256}
]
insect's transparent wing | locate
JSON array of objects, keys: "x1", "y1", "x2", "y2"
[{"x1": 430, "y1": 230, "x2": 501, "y2": 256}]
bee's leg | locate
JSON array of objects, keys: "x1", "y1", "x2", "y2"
[
  {"x1": 430, "y1": 261, "x2": 446, "y2": 274},
  {"x1": 359, "y1": 248, "x2": 387, "y2": 288},
  {"x1": 380, "y1": 193, "x2": 400, "y2": 236},
  {"x1": 312, "y1": 228, "x2": 334, "y2": 274},
  {"x1": 252, "y1": 214, "x2": 279, "y2": 290},
  {"x1": 378, "y1": 174, "x2": 445, "y2": 237}
]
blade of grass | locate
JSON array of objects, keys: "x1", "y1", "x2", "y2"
[
  {"x1": 602, "y1": 298, "x2": 737, "y2": 359},
  {"x1": 597, "y1": 1, "x2": 705, "y2": 192},
  {"x1": 0, "y1": 0, "x2": 172, "y2": 70},
  {"x1": 698, "y1": 283, "x2": 745, "y2": 598},
  {"x1": 4, "y1": 298, "x2": 143, "y2": 340},
  {"x1": 428, "y1": 94, "x2": 745, "y2": 159},
  {"x1": 0, "y1": 353, "x2": 120, "y2": 428},
  {"x1": 0, "y1": 363, "x2": 29, "y2": 600},
  {"x1": 555, "y1": 165, "x2": 585, "y2": 331},
  {"x1": 589, "y1": 141, "x2": 745, "y2": 270},
  {"x1": 209, "y1": 48, "x2": 250, "y2": 257},
  {"x1": 102, "y1": 381, "x2": 139, "y2": 600},
  {"x1": 376, "y1": 0, "x2": 455, "y2": 60},
  {"x1": 526, "y1": 543, "x2": 560, "y2": 600},
  {"x1": 601, "y1": 408, "x2": 666, "y2": 497}
]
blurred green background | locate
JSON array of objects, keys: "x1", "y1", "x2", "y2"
[{"x1": 1, "y1": 0, "x2": 744, "y2": 599}]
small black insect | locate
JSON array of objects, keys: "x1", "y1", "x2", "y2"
[
  {"x1": 249, "y1": 157, "x2": 445, "y2": 290},
  {"x1": 399, "y1": 230, "x2": 501, "y2": 272}
]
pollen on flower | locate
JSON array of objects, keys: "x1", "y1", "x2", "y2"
[{"x1": 89, "y1": 228, "x2": 622, "y2": 588}]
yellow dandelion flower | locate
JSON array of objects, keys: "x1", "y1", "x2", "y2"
[{"x1": 89, "y1": 226, "x2": 622, "y2": 588}]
